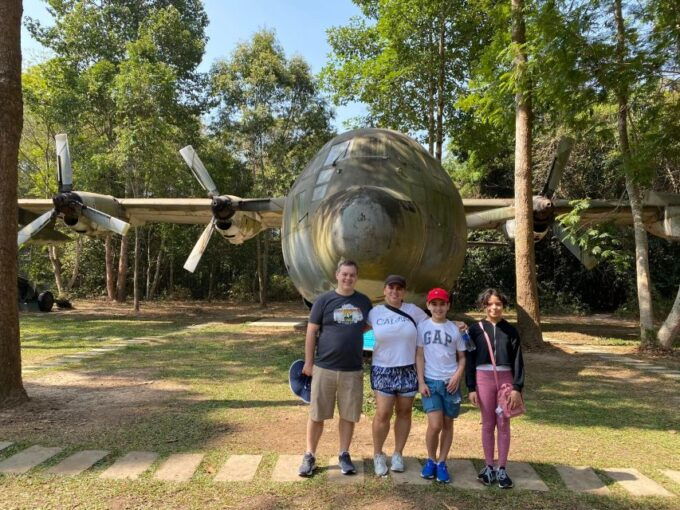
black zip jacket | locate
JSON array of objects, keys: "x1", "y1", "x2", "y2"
[{"x1": 465, "y1": 319, "x2": 524, "y2": 392}]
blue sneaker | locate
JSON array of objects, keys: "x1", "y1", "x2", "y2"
[
  {"x1": 436, "y1": 461, "x2": 451, "y2": 483},
  {"x1": 421, "y1": 458, "x2": 436, "y2": 479}
]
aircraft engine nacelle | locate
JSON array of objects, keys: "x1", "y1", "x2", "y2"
[
  {"x1": 501, "y1": 195, "x2": 554, "y2": 243},
  {"x1": 214, "y1": 212, "x2": 263, "y2": 245},
  {"x1": 57, "y1": 191, "x2": 127, "y2": 237}
]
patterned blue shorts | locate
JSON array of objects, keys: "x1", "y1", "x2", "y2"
[{"x1": 370, "y1": 364, "x2": 418, "y2": 397}]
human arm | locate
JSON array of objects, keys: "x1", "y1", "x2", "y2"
[
  {"x1": 302, "y1": 322, "x2": 320, "y2": 376},
  {"x1": 454, "y1": 321, "x2": 468, "y2": 333},
  {"x1": 446, "y1": 349, "x2": 466, "y2": 393},
  {"x1": 511, "y1": 330, "x2": 525, "y2": 392},
  {"x1": 416, "y1": 346, "x2": 430, "y2": 397},
  {"x1": 465, "y1": 325, "x2": 478, "y2": 406}
]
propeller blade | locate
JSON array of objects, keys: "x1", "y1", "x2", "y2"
[
  {"x1": 541, "y1": 136, "x2": 574, "y2": 199},
  {"x1": 465, "y1": 206, "x2": 516, "y2": 229},
  {"x1": 55, "y1": 133, "x2": 73, "y2": 193},
  {"x1": 184, "y1": 220, "x2": 215, "y2": 273},
  {"x1": 552, "y1": 223, "x2": 598, "y2": 270},
  {"x1": 17, "y1": 209, "x2": 55, "y2": 247},
  {"x1": 179, "y1": 145, "x2": 219, "y2": 197},
  {"x1": 82, "y1": 207, "x2": 131, "y2": 236}
]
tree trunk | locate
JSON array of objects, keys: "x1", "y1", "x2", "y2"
[
  {"x1": 168, "y1": 253, "x2": 174, "y2": 296},
  {"x1": 0, "y1": 0, "x2": 29, "y2": 406},
  {"x1": 149, "y1": 234, "x2": 164, "y2": 299},
  {"x1": 47, "y1": 245, "x2": 65, "y2": 297},
  {"x1": 658, "y1": 285, "x2": 680, "y2": 349},
  {"x1": 427, "y1": 31, "x2": 435, "y2": 156},
  {"x1": 613, "y1": 0, "x2": 656, "y2": 348},
  {"x1": 105, "y1": 235, "x2": 116, "y2": 300},
  {"x1": 145, "y1": 227, "x2": 152, "y2": 299},
  {"x1": 435, "y1": 15, "x2": 445, "y2": 162},
  {"x1": 208, "y1": 260, "x2": 215, "y2": 302},
  {"x1": 511, "y1": 0, "x2": 543, "y2": 348},
  {"x1": 133, "y1": 227, "x2": 140, "y2": 312},
  {"x1": 256, "y1": 231, "x2": 269, "y2": 306},
  {"x1": 66, "y1": 236, "x2": 81, "y2": 292},
  {"x1": 116, "y1": 234, "x2": 129, "y2": 302}
]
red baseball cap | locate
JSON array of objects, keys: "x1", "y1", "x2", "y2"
[{"x1": 426, "y1": 288, "x2": 450, "y2": 303}]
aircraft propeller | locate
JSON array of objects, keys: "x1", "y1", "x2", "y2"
[
  {"x1": 179, "y1": 145, "x2": 238, "y2": 272},
  {"x1": 17, "y1": 134, "x2": 131, "y2": 247}
]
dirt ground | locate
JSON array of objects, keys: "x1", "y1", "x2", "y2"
[{"x1": 4, "y1": 299, "x2": 678, "y2": 456}]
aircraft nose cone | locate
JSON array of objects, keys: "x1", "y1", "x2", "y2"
[{"x1": 313, "y1": 186, "x2": 421, "y2": 270}]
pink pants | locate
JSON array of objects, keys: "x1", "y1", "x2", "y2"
[{"x1": 476, "y1": 369, "x2": 513, "y2": 467}]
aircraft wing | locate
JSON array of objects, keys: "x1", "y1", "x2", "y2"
[
  {"x1": 19, "y1": 197, "x2": 286, "y2": 229},
  {"x1": 463, "y1": 192, "x2": 680, "y2": 242}
]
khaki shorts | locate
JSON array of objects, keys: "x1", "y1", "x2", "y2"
[{"x1": 310, "y1": 365, "x2": 363, "y2": 422}]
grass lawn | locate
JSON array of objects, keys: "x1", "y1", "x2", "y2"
[{"x1": 0, "y1": 300, "x2": 678, "y2": 509}]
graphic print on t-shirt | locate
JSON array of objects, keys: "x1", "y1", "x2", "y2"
[{"x1": 333, "y1": 303, "x2": 365, "y2": 324}]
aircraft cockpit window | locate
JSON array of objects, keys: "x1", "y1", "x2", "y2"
[
  {"x1": 351, "y1": 135, "x2": 386, "y2": 159},
  {"x1": 323, "y1": 140, "x2": 352, "y2": 166},
  {"x1": 316, "y1": 168, "x2": 334, "y2": 185},
  {"x1": 312, "y1": 184, "x2": 328, "y2": 202}
]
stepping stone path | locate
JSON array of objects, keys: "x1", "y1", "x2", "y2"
[
  {"x1": 449, "y1": 459, "x2": 483, "y2": 490},
  {"x1": 100, "y1": 451, "x2": 158, "y2": 480},
  {"x1": 390, "y1": 457, "x2": 429, "y2": 485},
  {"x1": 215, "y1": 454, "x2": 262, "y2": 482},
  {"x1": 47, "y1": 450, "x2": 109, "y2": 476},
  {"x1": 21, "y1": 337, "x2": 166, "y2": 373},
  {"x1": 544, "y1": 337, "x2": 680, "y2": 381},
  {"x1": 603, "y1": 468, "x2": 674, "y2": 497},
  {"x1": 327, "y1": 456, "x2": 365, "y2": 484},
  {"x1": 0, "y1": 441, "x2": 677, "y2": 498},
  {"x1": 556, "y1": 465, "x2": 610, "y2": 495},
  {"x1": 154, "y1": 453, "x2": 204, "y2": 482},
  {"x1": 271, "y1": 454, "x2": 305, "y2": 482},
  {"x1": 247, "y1": 318, "x2": 306, "y2": 330},
  {"x1": 0, "y1": 445, "x2": 62, "y2": 474},
  {"x1": 506, "y1": 461, "x2": 549, "y2": 491}
]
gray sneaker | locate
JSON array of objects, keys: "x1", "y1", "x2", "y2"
[
  {"x1": 391, "y1": 452, "x2": 405, "y2": 472},
  {"x1": 338, "y1": 451, "x2": 356, "y2": 475},
  {"x1": 298, "y1": 452, "x2": 316, "y2": 477},
  {"x1": 373, "y1": 453, "x2": 388, "y2": 476}
]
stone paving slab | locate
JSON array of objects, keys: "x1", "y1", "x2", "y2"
[
  {"x1": 604, "y1": 468, "x2": 674, "y2": 497},
  {"x1": 662, "y1": 470, "x2": 680, "y2": 485},
  {"x1": 327, "y1": 456, "x2": 364, "y2": 483},
  {"x1": 556, "y1": 465, "x2": 610, "y2": 495},
  {"x1": 214, "y1": 454, "x2": 262, "y2": 482},
  {"x1": 154, "y1": 453, "x2": 204, "y2": 482},
  {"x1": 0, "y1": 442, "x2": 13, "y2": 453},
  {"x1": 100, "y1": 451, "x2": 158, "y2": 480},
  {"x1": 271, "y1": 454, "x2": 305, "y2": 482},
  {"x1": 247, "y1": 318, "x2": 306, "y2": 329},
  {"x1": 47, "y1": 450, "x2": 109, "y2": 476},
  {"x1": 506, "y1": 461, "x2": 549, "y2": 491},
  {"x1": 449, "y1": 459, "x2": 484, "y2": 490},
  {"x1": 390, "y1": 457, "x2": 429, "y2": 485},
  {"x1": 0, "y1": 445, "x2": 63, "y2": 474}
]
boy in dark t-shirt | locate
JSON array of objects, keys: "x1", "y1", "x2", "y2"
[{"x1": 298, "y1": 260, "x2": 372, "y2": 477}]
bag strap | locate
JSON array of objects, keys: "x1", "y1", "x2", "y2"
[
  {"x1": 385, "y1": 304, "x2": 417, "y2": 328},
  {"x1": 479, "y1": 321, "x2": 500, "y2": 391}
]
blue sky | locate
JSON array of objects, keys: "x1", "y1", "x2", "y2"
[{"x1": 21, "y1": 0, "x2": 367, "y2": 129}]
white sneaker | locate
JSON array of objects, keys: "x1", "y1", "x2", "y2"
[
  {"x1": 374, "y1": 453, "x2": 388, "y2": 476},
  {"x1": 391, "y1": 452, "x2": 405, "y2": 472}
]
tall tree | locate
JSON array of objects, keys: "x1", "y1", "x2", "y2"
[
  {"x1": 0, "y1": 0, "x2": 29, "y2": 406},
  {"x1": 211, "y1": 30, "x2": 334, "y2": 305},
  {"x1": 511, "y1": 0, "x2": 543, "y2": 347}
]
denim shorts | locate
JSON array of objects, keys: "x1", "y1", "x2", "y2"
[
  {"x1": 370, "y1": 364, "x2": 418, "y2": 397},
  {"x1": 421, "y1": 377, "x2": 462, "y2": 418}
]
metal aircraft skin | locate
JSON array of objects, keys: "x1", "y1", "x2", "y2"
[{"x1": 17, "y1": 129, "x2": 680, "y2": 305}]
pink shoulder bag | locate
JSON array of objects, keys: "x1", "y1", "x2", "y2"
[{"x1": 479, "y1": 322, "x2": 525, "y2": 419}]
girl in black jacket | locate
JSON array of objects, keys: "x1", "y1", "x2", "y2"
[{"x1": 465, "y1": 289, "x2": 524, "y2": 489}]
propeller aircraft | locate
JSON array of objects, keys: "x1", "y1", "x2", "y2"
[{"x1": 18, "y1": 129, "x2": 680, "y2": 304}]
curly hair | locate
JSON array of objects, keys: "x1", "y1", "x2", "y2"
[{"x1": 477, "y1": 288, "x2": 509, "y2": 309}]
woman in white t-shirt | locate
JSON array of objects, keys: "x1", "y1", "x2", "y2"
[{"x1": 367, "y1": 274, "x2": 428, "y2": 477}]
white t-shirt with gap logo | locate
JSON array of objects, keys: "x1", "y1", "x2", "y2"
[
  {"x1": 368, "y1": 303, "x2": 429, "y2": 367},
  {"x1": 417, "y1": 318, "x2": 466, "y2": 381}
]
